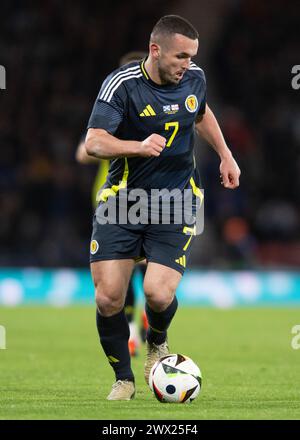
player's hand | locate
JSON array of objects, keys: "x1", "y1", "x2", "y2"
[
  {"x1": 219, "y1": 154, "x2": 241, "y2": 189},
  {"x1": 140, "y1": 134, "x2": 166, "y2": 157}
]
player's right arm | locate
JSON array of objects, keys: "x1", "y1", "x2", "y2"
[
  {"x1": 85, "y1": 129, "x2": 166, "y2": 159},
  {"x1": 86, "y1": 69, "x2": 166, "y2": 160},
  {"x1": 76, "y1": 140, "x2": 100, "y2": 164}
]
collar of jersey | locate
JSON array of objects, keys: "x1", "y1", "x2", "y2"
[{"x1": 140, "y1": 58, "x2": 178, "y2": 89}]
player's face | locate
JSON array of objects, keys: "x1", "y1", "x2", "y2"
[{"x1": 157, "y1": 34, "x2": 199, "y2": 85}]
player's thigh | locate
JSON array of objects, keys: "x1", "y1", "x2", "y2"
[
  {"x1": 143, "y1": 223, "x2": 196, "y2": 276},
  {"x1": 143, "y1": 262, "x2": 182, "y2": 310},
  {"x1": 91, "y1": 259, "x2": 135, "y2": 305},
  {"x1": 90, "y1": 212, "x2": 144, "y2": 261}
]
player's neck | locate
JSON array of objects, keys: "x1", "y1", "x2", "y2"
[{"x1": 144, "y1": 57, "x2": 163, "y2": 86}]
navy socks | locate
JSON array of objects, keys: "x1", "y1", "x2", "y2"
[
  {"x1": 96, "y1": 308, "x2": 134, "y2": 382},
  {"x1": 145, "y1": 296, "x2": 178, "y2": 345}
]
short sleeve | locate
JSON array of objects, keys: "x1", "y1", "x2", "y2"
[
  {"x1": 87, "y1": 74, "x2": 127, "y2": 134},
  {"x1": 197, "y1": 70, "x2": 206, "y2": 115}
]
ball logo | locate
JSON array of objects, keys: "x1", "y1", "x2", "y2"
[
  {"x1": 185, "y1": 95, "x2": 198, "y2": 113},
  {"x1": 90, "y1": 240, "x2": 99, "y2": 255}
]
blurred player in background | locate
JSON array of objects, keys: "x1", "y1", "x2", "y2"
[
  {"x1": 76, "y1": 51, "x2": 148, "y2": 357},
  {"x1": 86, "y1": 15, "x2": 240, "y2": 400}
]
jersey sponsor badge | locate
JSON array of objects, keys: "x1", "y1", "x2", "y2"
[
  {"x1": 163, "y1": 104, "x2": 179, "y2": 115},
  {"x1": 90, "y1": 239, "x2": 99, "y2": 255},
  {"x1": 185, "y1": 95, "x2": 198, "y2": 113}
]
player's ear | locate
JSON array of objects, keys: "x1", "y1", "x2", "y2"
[{"x1": 150, "y1": 43, "x2": 160, "y2": 60}]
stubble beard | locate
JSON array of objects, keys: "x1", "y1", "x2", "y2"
[{"x1": 157, "y1": 63, "x2": 179, "y2": 85}]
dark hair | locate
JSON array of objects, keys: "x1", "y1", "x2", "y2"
[{"x1": 151, "y1": 15, "x2": 198, "y2": 42}]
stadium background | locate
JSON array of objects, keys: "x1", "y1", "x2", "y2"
[
  {"x1": 0, "y1": 0, "x2": 299, "y2": 306},
  {"x1": 0, "y1": 0, "x2": 300, "y2": 420}
]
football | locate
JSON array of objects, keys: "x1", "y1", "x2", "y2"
[{"x1": 149, "y1": 353, "x2": 202, "y2": 403}]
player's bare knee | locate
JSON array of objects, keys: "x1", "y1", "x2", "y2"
[
  {"x1": 147, "y1": 297, "x2": 173, "y2": 312},
  {"x1": 96, "y1": 296, "x2": 123, "y2": 316},
  {"x1": 95, "y1": 288, "x2": 123, "y2": 316},
  {"x1": 144, "y1": 282, "x2": 175, "y2": 311},
  {"x1": 144, "y1": 278, "x2": 176, "y2": 297}
]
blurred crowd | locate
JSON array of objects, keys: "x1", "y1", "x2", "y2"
[
  {"x1": 192, "y1": 0, "x2": 299, "y2": 269},
  {"x1": 0, "y1": 1, "x2": 299, "y2": 268}
]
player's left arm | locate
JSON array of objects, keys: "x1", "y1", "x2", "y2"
[{"x1": 195, "y1": 104, "x2": 241, "y2": 189}]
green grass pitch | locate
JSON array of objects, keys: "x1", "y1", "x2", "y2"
[{"x1": 0, "y1": 306, "x2": 300, "y2": 420}]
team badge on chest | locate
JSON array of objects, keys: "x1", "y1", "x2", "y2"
[{"x1": 185, "y1": 95, "x2": 198, "y2": 113}]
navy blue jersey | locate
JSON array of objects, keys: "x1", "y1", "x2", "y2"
[{"x1": 87, "y1": 58, "x2": 206, "y2": 199}]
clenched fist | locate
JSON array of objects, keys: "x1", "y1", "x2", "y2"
[
  {"x1": 219, "y1": 154, "x2": 241, "y2": 189},
  {"x1": 140, "y1": 134, "x2": 166, "y2": 157}
]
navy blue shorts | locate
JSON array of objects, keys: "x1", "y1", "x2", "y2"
[{"x1": 89, "y1": 214, "x2": 197, "y2": 275}]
